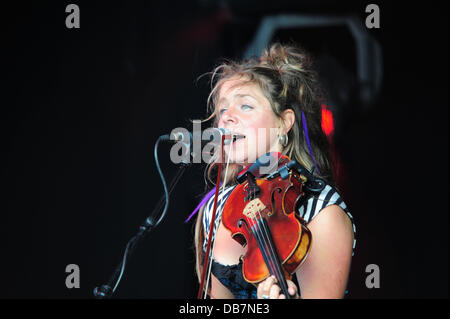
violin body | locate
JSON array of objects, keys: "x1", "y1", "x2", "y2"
[{"x1": 222, "y1": 169, "x2": 312, "y2": 284}]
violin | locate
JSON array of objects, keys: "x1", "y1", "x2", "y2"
[{"x1": 221, "y1": 152, "x2": 325, "y2": 298}]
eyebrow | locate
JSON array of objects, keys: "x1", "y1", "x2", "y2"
[{"x1": 217, "y1": 94, "x2": 258, "y2": 107}]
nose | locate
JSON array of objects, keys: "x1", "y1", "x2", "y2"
[{"x1": 219, "y1": 107, "x2": 239, "y2": 126}]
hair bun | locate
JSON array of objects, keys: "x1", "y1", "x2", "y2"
[{"x1": 259, "y1": 43, "x2": 313, "y2": 76}]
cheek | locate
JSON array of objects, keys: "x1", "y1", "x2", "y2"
[
  {"x1": 243, "y1": 128, "x2": 275, "y2": 154},
  {"x1": 217, "y1": 113, "x2": 225, "y2": 124},
  {"x1": 246, "y1": 123, "x2": 278, "y2": 145}
]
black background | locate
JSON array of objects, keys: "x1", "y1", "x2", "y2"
[{"x1": 1, "y1": 1, "x2": 448, "y2": 299}]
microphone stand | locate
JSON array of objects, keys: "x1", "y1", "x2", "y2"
[{"x1": 93, "y1": 158, "x2": 190, "y2": 299}]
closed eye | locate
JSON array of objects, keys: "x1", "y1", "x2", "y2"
[{"x1": 241, "y1": 104, "x2": 253, "y2": 110}]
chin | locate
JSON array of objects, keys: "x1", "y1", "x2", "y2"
[
  {"x1": 225, "y1": 156, "x2": 246, "y2": 165},
  {"x1": 222, "y1": 152, "x2": 245, "y2": 165}
]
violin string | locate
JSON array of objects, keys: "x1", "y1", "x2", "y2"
[
  {"x1": 256, "y1": 210, "x2": 289, "y2": 296},
  {"x1": 245, "y1": 214, "x2": 277, "y2": 283},
  {"x1": 250, "y1": 209, "x2": 284, "y2": 291},
  {"x1": 257, "y1": 210, "x2": 291, "y2": 298},
  {"x1": 255, "y1": 211, "x2": 277, "y2": 278},
  {"x1": 252, "y1": 213, "x2": 291, "y2": 298},
  {"x1": 257, "y1": 211, "x2": 280, "y2": 272},
  {"x1": 243, "y1": 188, "x2": 291, "y2": 297},
  {"x1": 251, "y1": 213, "x2": 276, "y2": 276},
  {"x1": 203, "y1": 134, "x2": 233, "y2": 299},
  {"x1": 242, "y1": 190, "x2": 285, "y2": 297}
]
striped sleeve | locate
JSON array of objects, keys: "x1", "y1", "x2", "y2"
[
  {"x1": 297, "y1": 184, "x2": 356, "y2": 255},
  {"x1": 202, "y1": 185, "x2": 236, "y2": 252}
]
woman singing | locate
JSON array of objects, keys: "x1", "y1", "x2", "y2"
[{"x1": 192, "y1": 43, "x2": 356, "y2": 299}]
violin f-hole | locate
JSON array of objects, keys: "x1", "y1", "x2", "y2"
[
  {"x1": 269, "y1": 187, "x2": 282, "y2": 217},
  {"x1": 232, "y1": 219, "x2": 249, "y2": 247}
]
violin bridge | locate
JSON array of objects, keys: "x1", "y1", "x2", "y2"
[{"x1": 242, "y1": 198, "x2": 267, "y2": 220}]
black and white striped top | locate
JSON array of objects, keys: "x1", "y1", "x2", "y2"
[{"x1": 202, "y1": 184, "x2": 356, "y2": 256}]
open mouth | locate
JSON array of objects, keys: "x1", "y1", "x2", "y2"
[{"x1": 231, "y1": 133, "x2": 246, "y2": 143}]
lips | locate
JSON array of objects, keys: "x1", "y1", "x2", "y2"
[
  {"x1": 232, "y1": 134, "x2": 246, "y2": 142},
  {"x1": 229, "y1": 130, "x2": 246, "y2": 138},
  {"x1": 224, "y1": 134, "x2": 245, "y2": 147},
  {"x1": 219, "y1": 128, "x2": 246, "y2": 143}
]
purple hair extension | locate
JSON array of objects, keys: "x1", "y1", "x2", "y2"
[
  {"x1": 185, "y1": 186, "x2": 219, "y2": 223},
  {"x1": 301, "y1": 110, "x2": 321, "y2": 176}
]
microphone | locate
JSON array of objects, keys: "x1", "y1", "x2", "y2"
[
  {"x1": 161, "y1": 127, "x2": 245, "y2": 164},
  {"x1": 171, "y1": 127, "x2": 245, "y2": 146}
]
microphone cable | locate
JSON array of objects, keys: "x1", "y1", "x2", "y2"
[{"x1": 94, "y1": 135, "x2": 172, "y2": 297}]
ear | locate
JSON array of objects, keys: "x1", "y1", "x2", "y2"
[{"x1": 280, "y1": 109, "x2": 295, "y2": 134}]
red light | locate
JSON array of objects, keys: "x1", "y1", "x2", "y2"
[{"x1": 321, "y1": 104, "x2": 334, "y2": 137}]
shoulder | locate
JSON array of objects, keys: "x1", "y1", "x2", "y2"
[
  {"x1": 202, "y1": 185, "x2": 237, "y2": 237},
  {"x1": 297, "y1": 184, "x2": 351, "y2": 224},
  {"x1": 297, "y1": 182, "x2": 357, "y2": 256},
  {"x1": 302, "y1": 203, "x2": 354, "y2": 275},
  {"x1": 307, "y1": 204, "x2": 354, "y2": 240},
  {"x1": 203, "y1": 186, "x2": 237, "y2": 219}
]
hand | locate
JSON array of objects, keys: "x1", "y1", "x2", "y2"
[{"x1": 257, "y1": 275, "x2": 299, "y2": 299}]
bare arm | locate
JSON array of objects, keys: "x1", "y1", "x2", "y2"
[
  {"x1": 203, "y1": 224, "x2": 236, "y2": 299},
  {"x1": 210, "y1": 274, "x2": 236, "y2": 299},
  {"x1": 296, "y1": 204, "x2": 354, "y2": 298}
]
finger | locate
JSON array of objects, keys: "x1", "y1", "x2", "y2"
[
  {"x1": 258, "y1": 276, "x2": 275, "y2": 299},
  {"x1": 263, "y1": 276, "x2": 276, "y2": 292},
  {"x1": 266, "y1": 276, "x2": 276, "y2": 287},
  {"x1": 289, "y1": 286, "x2": 300, "y2": 297},
  {"x1": 287, "y1": 281, "x2": 298, "y2": 297},
  {"x1": 257, "y1": 280, "x2": 264, "y2": 298},
  {"x1": 269, "y1": 282, "x2": 281, "y2": 299}
]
